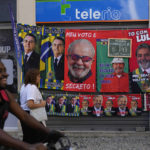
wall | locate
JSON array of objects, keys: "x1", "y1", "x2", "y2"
[{"x1": 4, "y1": 0, "x2": 36, "y2": 131}]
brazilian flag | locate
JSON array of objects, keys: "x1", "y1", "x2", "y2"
[{"x1": 40, "y1": 28, "x2": 55, "y2": 89}]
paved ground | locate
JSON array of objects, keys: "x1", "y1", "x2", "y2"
[
  {"x1": 7, "y1": 130, "x2": 150, "y2": 150},
  {"x1": 66, "y1": 131, "x2": 150, "y2": 150}
]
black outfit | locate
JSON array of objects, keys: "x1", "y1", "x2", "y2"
[
  {"x1": 55, "y1": 104, "x2": 64, "y2": 113},
  {"x1": 45, "y1": 103, "x2": 51, "y2": 112},
  {"x1": 0, "y1": 90, "x2": 17, "y2": 150},
  {"x1": 54, "y1": 55, "x2": 64, "y2": 80},
  {"x1": 66, "y1": 104, "x2": 75, "y2": 113},
  {"x1": 129, "y1": 72, "x2": 142, "y2": 93},
  {"x1": 23, "y1": 51, "x2": 40, "y2": 76},
  {"x1": 0, "y1": 88, "x2": 46, "y2": 145},
  {"x1": 68, "y1": 70, "x2": 92, "y2": 83},
  {"x1": 90, "y1": 106, "x2": 104, "y2": 117},
  {"x1": 116, "y1": 107, "x2": 129, "y2": 117},
  {"x1": 20, "y1": 118, "x2": 46, "y2": 144}
]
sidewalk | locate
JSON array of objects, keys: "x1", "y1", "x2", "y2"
[
  {"x1": 65, "y1": 131, "x2": 150, "y2": 150},
  {"x1": 7, "y1": 130, "x2": 150, "y2": 150}
]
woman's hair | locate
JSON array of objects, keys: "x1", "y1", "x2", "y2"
[{"x1": 24, "y1": 69, "x2": 40, "y2": 86}]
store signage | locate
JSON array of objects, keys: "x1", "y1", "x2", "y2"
[{"x1": 36, "y1": 0, "x2": 148, "y2": 23}]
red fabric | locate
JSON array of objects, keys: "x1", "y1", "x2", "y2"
[
  {"x1": 128, "y1": 28, "x2": 150, "y2": 72},
  {"x1": 0, "y1": 90, "x2": 9, "y2": 129},
  {"x1": 0, "y1": 90, "x2": 9, "y2": 102},
  {"x1": 146, "y1": 93, "x2": 150, "y2": 111},
  {"x1": 79, "y1": 94, "x2": 141, "y2": 109},
  {"x1": 102, "y1": 94, "x2": 141, "y2": 108},
  {"x1": 96, "y1": 28, "x2": 150, "y2": 72},
  {"x1": 2, "y1": 111, "x2": 8, "y2": 119},
  {"x1": 100, "y1": 72, "x2": 129, "y2": 92},
  {"x1": 64, "y1": 29, "x2": 97, "y2": 92}
]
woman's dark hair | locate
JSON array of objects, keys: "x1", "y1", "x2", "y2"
[{"x1": 24, "y1": 69, "x2": 40, "y2": 86}]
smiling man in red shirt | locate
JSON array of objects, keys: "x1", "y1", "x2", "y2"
[{"x1": 100, "y1": 58, "x2": 129, "y2": 93}]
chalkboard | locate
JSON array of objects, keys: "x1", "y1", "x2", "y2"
[{"x1": 108, "y1": 38, "x2": 132, "y2": 57}]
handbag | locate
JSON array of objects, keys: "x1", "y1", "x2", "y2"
[{"x1": 30, "y1": 107, "x2": 48, "y2": 122}]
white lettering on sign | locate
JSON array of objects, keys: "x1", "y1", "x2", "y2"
[
  {"x1": 66, "y1": 32, "x2": 96, "y2": 38},
  {"x1": 66, "y1": 32, "x2": 77, "y2": 37},
  {"x1": 0, "y1": 46, "x2": 11, "y2": 53},
  {"x1": 128, "y1": 30, "x2": 150, "y2": 43},
  {"x1": 136, "y1": 34, "x2": 150, "y2": 42},
  {"x1": 75, "y1": 8, "x2": 120, "y2": 20},
  {"x1": 65, "y1": 83, "x2": 92, "y2": 90},
  {"x1": 78, "y1": 32, "x2": 92, "y2": 38}
]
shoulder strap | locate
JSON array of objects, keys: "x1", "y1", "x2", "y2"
[{"x1": 0, "y1": 90, "x2": 9, "y2": 102}]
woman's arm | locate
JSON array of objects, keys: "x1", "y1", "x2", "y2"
[
  {"x1": 26, "y1": 84, "x2": 46, "y2": 109},
  {"x1": 27, "y1": 99, "x2": 46, "y2": 109},
  {"x1": 7, "y1": 91, "x2": 49, "y2": 134},
  {"x1": 7, "y1": 90, "x2": 64, "y2": 143}
]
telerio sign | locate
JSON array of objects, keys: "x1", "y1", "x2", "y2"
[{"x1": 36, "y1": 0, "x2": 148, "y2": 23}]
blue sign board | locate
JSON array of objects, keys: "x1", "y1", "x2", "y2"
[{"x1": 36, "y1": 0, "x2": 149, "y2": 23}]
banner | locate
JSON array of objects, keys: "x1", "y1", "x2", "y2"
[
  {"x1": 17, "y1": 24, "x2": 65, "y2": 89},
  {"x1": 17, "y1": 25, "x2": 150, "y2": 93},
  {"x1": 96, "y1": 28, "x2": 150, "y2": 93},
  {"x1": 103, "y1": 94, "x2": 142, "y2": 117},
  {"x1": 40, "y1": 28, "x2": 65, "y2": 90},
  {"x1": 96, "y1": 29, "x2": 130, "y2": 92},
  {"x1": 44, "y1": 93, "x2": 80, "y2": 117},
  {"x1": 64, "y1": 29, "x2": 97, "y2": 92},
  {"x1": 79, "y1": 95, "x2": 94, "y2": 116},
  {"x1": 97, "y1": 39, "x2": 129, "y2": 92},
  {"x1": 36, "y1": 0, "x2": 148, "y2": 23},
  {"x1": 43, "y1": 92, "x2": 142, "y2": 117},
  {"x1": 128, "y1": 28, "x2": 150, "y2": 93}
]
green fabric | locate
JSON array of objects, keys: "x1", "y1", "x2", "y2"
[{"x1": 96, "y1": 39, "x2": 129, "y2": 91}]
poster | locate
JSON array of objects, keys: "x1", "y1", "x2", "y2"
[
  {"x1": 96, "y1": 30, "x2": 131, "y2": 93},
  {"x1": 79, "y1": 95, "x2": 94, "y2": 116},
  {"x1": 128, "y1": 28, "x2": 150, "y2": 93},
  {"x1": 96, "y1": 28, "x2": 150, "y2": 93},
  {"x1": 44, "y1": 93, "x2": 80, "y2": 117},
  {"x1": 64, "y1": 29, "x2": 97, "y2": 92},
  {"x1": 17, "y1": 24, "x2": 65, "y2": 90},
  {"x1": 102, "y1": 94, "x2": 142, "y2": 117},
  {"x1": 16, "y1": 25, "x2": 150, "y2": 94},
  {"x1": 97, "y1": 39, "x2": 129, "y2": 92},
  {"x1": 44, "y1": 93, "x2": 142, "y2": 117}
]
